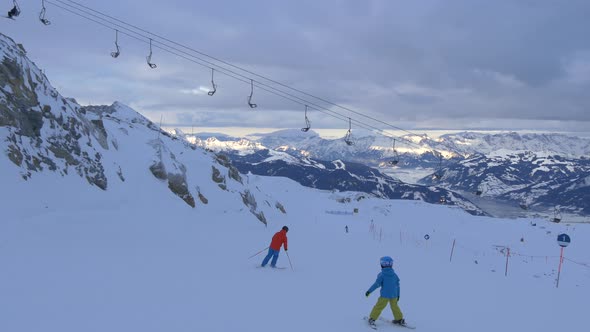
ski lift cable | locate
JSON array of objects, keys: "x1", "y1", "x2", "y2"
[
  {"x1": 45, "y1": 1, "x2": 433, "y2": 152},
  {"x1": 57, "y1": 0, "x2": 457, "y2": 150},
  {"x1": 47, "y1": 2, "x2": 355, "y2": 116},
  {"x1": 46, "y1": 2, "x2": 362, "y2": 125},
  {"x1": 48, "y1": 0, "x2": 443, "y2": 154},
  {"x1": 51, "y1": 0, "x2": 453, "y2": 153},
  {"x1": 45, "y1": 2, "x2": 390, "y2": 130},
  {"x1": 46, "y1": 0, "x2": 443, "y2": 153}
]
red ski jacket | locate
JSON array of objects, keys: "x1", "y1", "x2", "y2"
[{"x1": 269, "y1": 229, "x2": 288, "y2": 251}]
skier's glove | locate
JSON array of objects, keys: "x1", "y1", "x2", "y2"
[{"x1": 365, "y1": 291, "x2": 371, "y2": 297}]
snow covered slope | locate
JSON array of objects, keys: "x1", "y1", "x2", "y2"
[
  {"x1": 0, "y1": 32, "x2": 280, "y2": 224},
  {"x1": 2, "y1": 154, "x2": 589, "y2": 332}
]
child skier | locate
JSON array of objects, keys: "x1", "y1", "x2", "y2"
[{"x1": 365, "y1": 256, "x2": 406, "y2": 328}]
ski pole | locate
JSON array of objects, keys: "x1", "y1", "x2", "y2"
[
  {"x1": 248, "y1": 246, "x2": 269, "y2": 259},
  {"x1": 286, "y1": 251, "x2": 294, "y2": 271}
]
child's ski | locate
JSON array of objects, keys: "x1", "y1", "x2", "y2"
[
  {"x1": 377, "y1": 317, "x2": 416, "y2": 329},
  {"x1": 363, "y1": 317, "x2": 378, "y2": 330},
  {"x1": 364, "y1": 317, "x2": 416, "y2": 330}
]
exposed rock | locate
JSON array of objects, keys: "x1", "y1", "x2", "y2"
[
  {"x1": 150, "y1": 161, "x2": 167, "y2": 180},
  {"x1": 275, "y1": 201, "x2": 286, "y2": 214}
]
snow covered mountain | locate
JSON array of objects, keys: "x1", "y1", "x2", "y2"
[
  {"x1": 0, "y1": 32, "x2": 282, "y2": 224},
  {"x1": 189, "y1": 130, "x2": 590, "y2": 218},
  {"x1": 223, "y1": 148, "x2": 484, "y2": 215},
  {"x1": 419, "y1": 152, "x2": 590, "y2": 216},
  {"x1": 191, "y1": 129, "x2": 590, "y2": 168}
]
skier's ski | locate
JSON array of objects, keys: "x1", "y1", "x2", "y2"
[
  {"x1": 256, "y1": 265, "x2": 287, "y2": 270},
  {"x1": 364, "y1": 317, "x2": 415, "y2": 330},
  {"x1": 377, "y1": 317, "x2": 416, "y2": 329},
  {"x1": 363, "y1": 317, "x2": 378, "y2": 330}
]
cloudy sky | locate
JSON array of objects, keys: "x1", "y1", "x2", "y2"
[{"x1": 3, "y1": 0, "x2": 590, "y2": 136}]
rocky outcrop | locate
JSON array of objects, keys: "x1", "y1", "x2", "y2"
[{"x1": 1, "y1": 35, "x2": 107, "y2": 189}]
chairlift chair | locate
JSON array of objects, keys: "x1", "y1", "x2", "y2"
[
  {"x1": 301, "y1": 105, "x2": 311, "y2": 132},
  {"x1": 207, "y1": 68, "x2": 217, "y2": 96},
  {"x1": 432, "y1": 152, "x2": 443, "y2": 180},
  {"x1": 387, "y1": 138, "x2": 399, "y2": 166},
  {"x1": 146, "y1": 38, "x2": 157, "y2": 69},
  {"x1": 344, "y1": 117, "x2": 354, "y2": 146},
  {"x1": 7, "y1": 0, "x2": 20, "y2": 19},
  {"x1": 111, "y1": 30, "x2": 121, "y2": 58},
  {"x1": 247, "y1": 79, "x2": 257, "y2": 108},
  {"x1": 39, "y1": 0, "x2": 50, "y2": 25},
  {"x1": 552, "y1": 207, "x2": 562, "y2": 223}
]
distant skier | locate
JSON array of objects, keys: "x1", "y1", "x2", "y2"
[
  {"x1": 345, "y1": 225, "x2": 349, "y2": 233},
  {"x1": 365, "y1": 256, "x2": 406, "y2": 328},
  {"x1": 260, "y1": 226, "x2": 289, "y2": 268}
]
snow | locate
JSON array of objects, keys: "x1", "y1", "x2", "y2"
[{"x1": 1, "y1": 158, "x2": 588, "y2": 332}]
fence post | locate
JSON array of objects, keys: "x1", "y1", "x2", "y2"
[
  {"x1": 505, "y1": 247, "x2": 510, "y2": 277},
  {"x1": 556, "y1": 247, "x2": 564, "y2": 288}
]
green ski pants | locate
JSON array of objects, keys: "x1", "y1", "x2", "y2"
[{"x1": 369, "y1": 297, "x2": 403, "y2": 321}]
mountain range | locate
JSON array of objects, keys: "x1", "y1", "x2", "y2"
[{"x1": 186, "y1": 129, "x2": 590, "y2": 219}]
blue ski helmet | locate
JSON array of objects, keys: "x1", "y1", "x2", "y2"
[{"x1": 380, "y1": 256, "x2": 394, "y2": 268}]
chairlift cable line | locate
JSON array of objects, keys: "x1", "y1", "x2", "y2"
[
  {"x1": 59, "y1": 0, "x2": 443, "y2": 142},
  {"x1": 48, "y1": 0, "x2": 453, "y2": 156},
  {"x1": 41, "y1": 4, "x2": 383, "y2": 127},
  {"x1": 45, "y1": 1, "x2": 363, "y2": 126},
  {"x1": 46, "y1": 0, "x2": 439, "y2": 154},
  {"x1": 46, "y1": 0, "x2": 445, "y2": 154},
  {"x1": 47, "y1": 1, "x2": 357, "y2": 118}
]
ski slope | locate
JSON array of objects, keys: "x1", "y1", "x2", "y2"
[{"x1": 0, "y1": 167, "x2": 588, "y2": 332}]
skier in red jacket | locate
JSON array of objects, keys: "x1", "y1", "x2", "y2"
[{"x1": 261, "y1": 226, "x2": 289, "y2": 268}]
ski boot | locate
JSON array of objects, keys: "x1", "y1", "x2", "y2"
[{"x1": 393, "y1": 318, "x2": 406, "y2": 326}]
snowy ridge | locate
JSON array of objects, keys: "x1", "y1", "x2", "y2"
[{"x1": 190, "y1": 129, "x2": 590, "y2": 163}]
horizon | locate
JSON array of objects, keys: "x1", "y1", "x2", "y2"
[{"x1": 164, "y1": 126, "x2": 590, "y2": 140}]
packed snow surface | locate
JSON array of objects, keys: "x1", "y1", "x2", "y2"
[{"x1": 0, "y1": 169, "x2": 587, "y2": 332}]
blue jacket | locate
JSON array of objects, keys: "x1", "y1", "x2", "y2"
[{"x1": 367, "y1": 267, "x2": 400, "y2": 299}]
